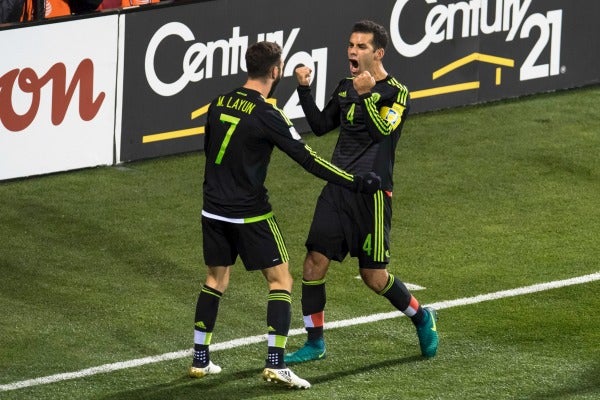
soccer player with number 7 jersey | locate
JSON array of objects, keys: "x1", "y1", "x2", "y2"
[{"x1": 189, "y1": 40, "x2": 381, "y2": 390}]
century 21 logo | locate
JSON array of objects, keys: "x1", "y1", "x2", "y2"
[
  {"x1": 144, "y1": 23, "x2": 328, "y2": 117},
  {"x1": 390, "y1": 0, "x2": 563, "y2": 81},
  {"x1": 142, "y1": 24, "x2": 328, "y2": 143}
]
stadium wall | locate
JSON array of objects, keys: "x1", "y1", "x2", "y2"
[{"x1": 1, "y1": 0, "x2": 599, "y2": 180}]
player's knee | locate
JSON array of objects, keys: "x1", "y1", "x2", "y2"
[
  {"x1": 303, "y1": 251, "x2": 329, "y2": 280},
  {"x1": 268, "y1": 275, "x2": 293, "y2": 292},
  {"x1": 264, "y1": 263, "x2": 293, "y2": 291},
  {"x1": 205, "y1": 267, "x2": 230, "y2": 293},
  {"x1": 360, "y1": 269, "x2": 388, "y2": 293}
]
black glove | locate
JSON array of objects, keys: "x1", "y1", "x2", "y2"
[{"x1": 353, "y1": 172, "x2": 381, "y2": 194}]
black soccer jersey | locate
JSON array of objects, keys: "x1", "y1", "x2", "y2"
[
  {"x1": 202, "y1": 87, "x2": 356, "y2": 220},
  {"x1": 297, "y1": 76, "x2": 410, "y2": 191}
]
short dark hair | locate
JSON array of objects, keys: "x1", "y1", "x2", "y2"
[
  {"x1": 352, "y1": 20, "x2": 389, "y2": 50},
  {"x1": 245, "y1": 41, "x2": 282, "y2": 79}
]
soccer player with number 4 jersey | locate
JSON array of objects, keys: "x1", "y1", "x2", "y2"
[{"x1": 285, "y1": 20, "x2": 439, "y2": 365}]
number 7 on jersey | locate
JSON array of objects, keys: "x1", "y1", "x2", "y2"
[{"x1": 215, "y1": 113, "x2": 240, "y2": 164}]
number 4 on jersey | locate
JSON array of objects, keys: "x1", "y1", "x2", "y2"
[{"x1": 362, "y1": 233, "x2": 372, "y2": 256}]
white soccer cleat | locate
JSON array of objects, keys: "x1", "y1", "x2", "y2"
[
  {"x1": 188, "y1": 361, "x2": 222, "y2": 378},
  {"x1": 262, "y1": 367, "x2": 311, "y2": 389}
]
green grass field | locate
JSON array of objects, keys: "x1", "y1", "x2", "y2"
[{"x1": 1, "y1": 85, "x2": 599, "y2": 399}]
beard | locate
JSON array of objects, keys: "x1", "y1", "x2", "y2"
[{"x1": 267, "y1": 69, "x2": 283, "y2": 98}]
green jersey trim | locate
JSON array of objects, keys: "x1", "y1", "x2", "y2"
[
  {"x1": 373, "y1": 191, "x2": 386, "y2": 262},
  {"x1": 364, "y1": 95, "x2": 392, "y2": 135},
  {"x1": 304, "y1": 144, "x2": 354, "y2": 181},
  {"x1": 266, "y1": 216, "x2": 289, "y2": 262}
]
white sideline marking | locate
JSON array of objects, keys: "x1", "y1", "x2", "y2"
[{"x1": 1, "y1": 272, "x2": 599, "y2": 392}]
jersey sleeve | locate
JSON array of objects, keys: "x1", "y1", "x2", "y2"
[
  {"x1": 297, "y1": 84, "x2": 341, "y2": 136},
  {"x1": 261, "y1": 105, "x2": 356, "y2": 190},
  {"x1": 359, "y1": 84, "x2": 410, "y2": 143}
]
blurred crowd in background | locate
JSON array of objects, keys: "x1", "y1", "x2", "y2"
[{"x1": 1, "y1": 0, "x2": 165, "y2": 24}]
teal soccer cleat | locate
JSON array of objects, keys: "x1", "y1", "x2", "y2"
[
  {"x1": 416, "y1": 307, "x2": 439, "y2": 358},
  {"x1": 284, "y1": 338, "x2": 326, "y2": 364}
]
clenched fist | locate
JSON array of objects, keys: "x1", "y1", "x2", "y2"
[
  {"x1": 295, "y1": 64, "x2": 312, "y2": 86},
  {"x1": 353, "y1": 71, "x2": 376, "y2": 95}
]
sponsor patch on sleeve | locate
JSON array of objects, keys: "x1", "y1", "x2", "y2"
[{"x1": 380, "y1": 103, "x2": 405, "y2": 129}]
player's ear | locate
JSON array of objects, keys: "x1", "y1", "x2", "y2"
[{"x1": 375, "y1": 47, "x2": 385, "y2": 60}]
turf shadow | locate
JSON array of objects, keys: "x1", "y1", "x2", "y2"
[
  {"x1": 97, "y1": 355, "x2": 424, "y2": 399},
  {"x1": 526, "y1": 361, "x2": 600, "y2": 399},
  {"x1": 309, "y1": 354, "x2": 424, "y2": 385}
]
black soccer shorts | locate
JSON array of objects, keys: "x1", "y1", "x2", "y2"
[
  {"x1": 305, "y1": 184, "x2": 391, "y2": 268},
  {"x1": 202, "y1": 214, "x2": 289, "y2": 270}
]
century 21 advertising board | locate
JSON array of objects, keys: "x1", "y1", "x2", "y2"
[{"x1": 118, "y1": 0, "x2": 599, "y2": 162}]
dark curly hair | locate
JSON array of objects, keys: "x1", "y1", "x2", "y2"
[{"x1": 245, "y1": 41, "x2": 282, "y2": 79}]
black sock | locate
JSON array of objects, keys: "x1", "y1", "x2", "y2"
[
  {"x1": 192, "y1": 285, "x2": 222, "y2": 367},
  {"x1": 266, "y1": 290, "x2": 291, "y2": 369},
  {"x1": 301, "y1": 279, "x2": 326, "y2": 341},
  {"x1": 266, "y1": 347, "x2": 285, "y2": 369},
  {"x1": 193, "y1": 345, "x2": 210, "y2": 367},
  {"x1": 379, "y1": 274, "x2": 425, "y2": 326}
]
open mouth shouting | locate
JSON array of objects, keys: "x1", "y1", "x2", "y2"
[{"x1": 349, "y1": 59, "x2": 360, "y2": 76}]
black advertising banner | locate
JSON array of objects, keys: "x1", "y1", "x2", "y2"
[
  {"x1": 395, "y1": 0, "x2": 600, "y2": 110},
  {"x1": 119, "y1": 0, "x2": 600, "y2": 162},
  {"x1": 119, "y1": 0, "x2": 361, "y2": 162}
]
